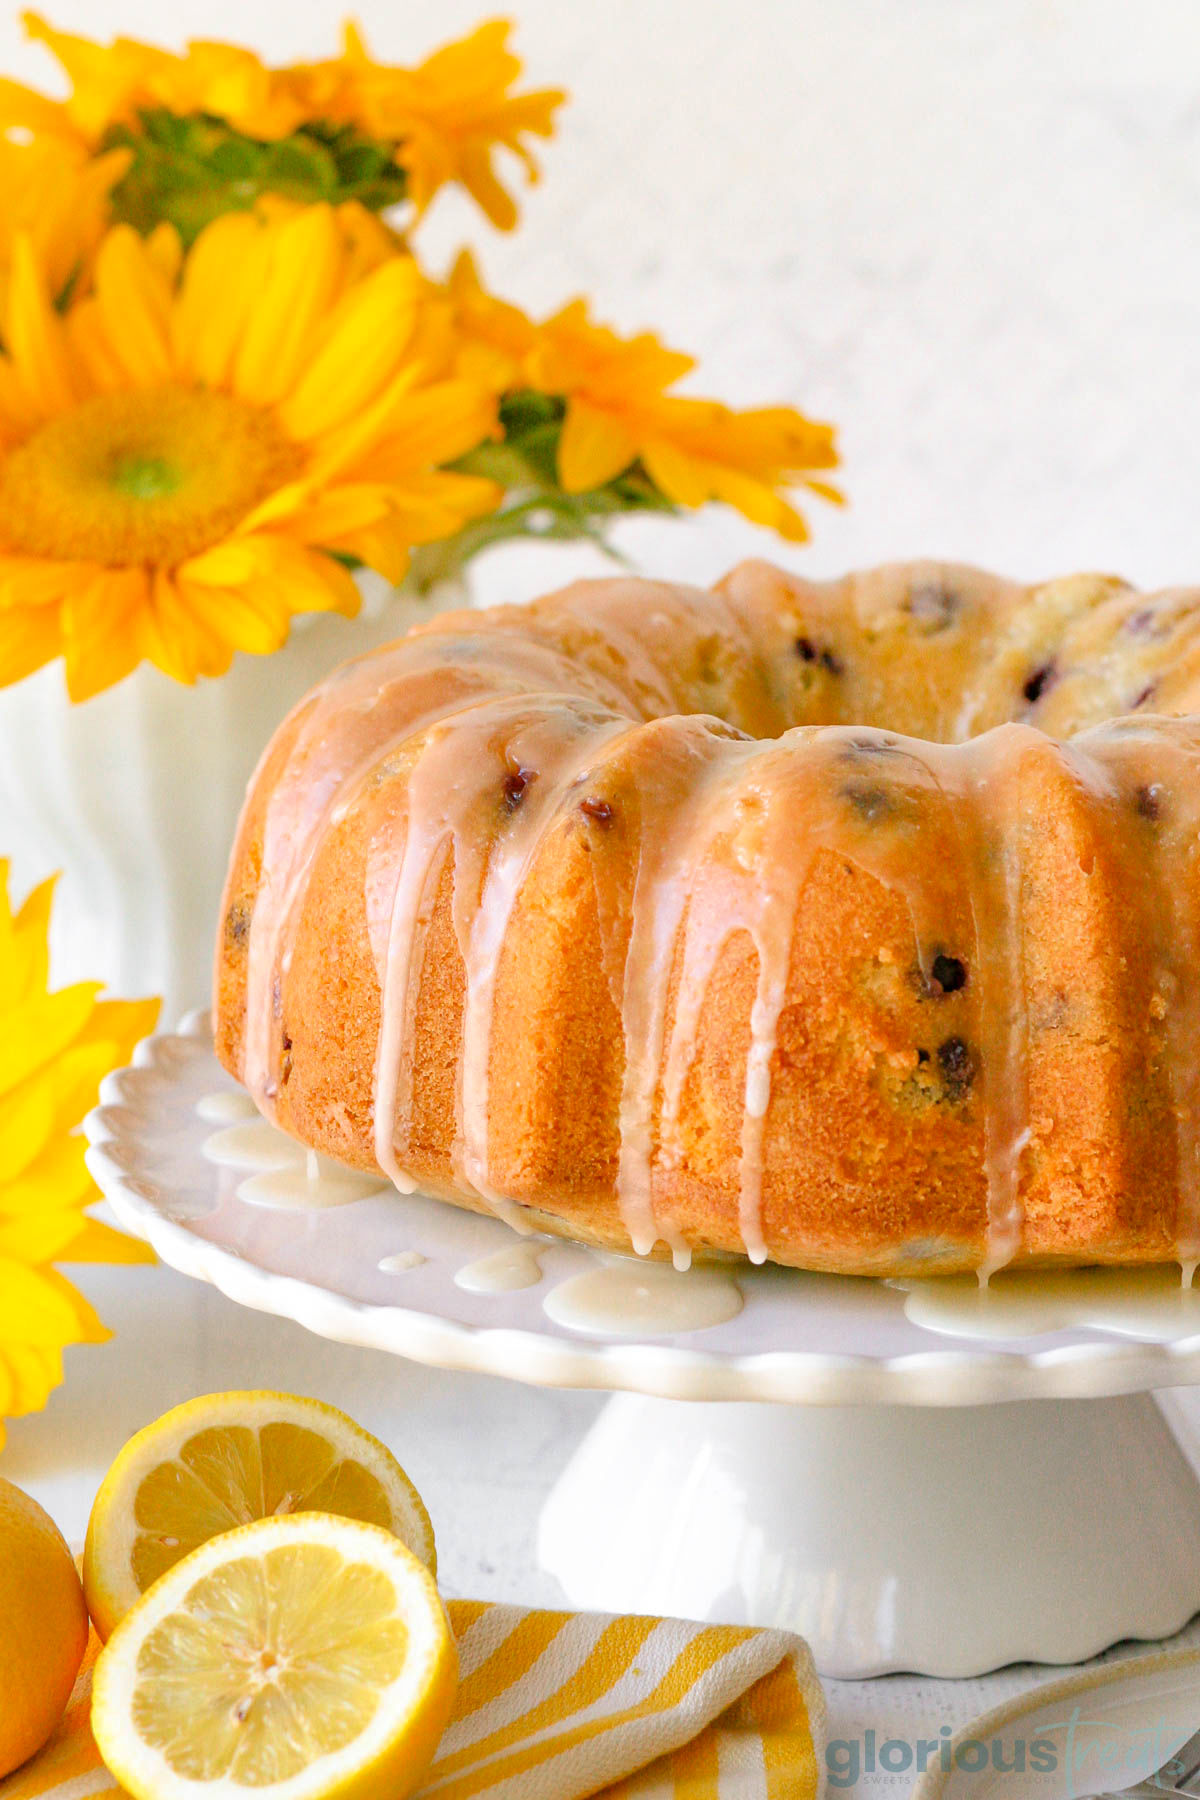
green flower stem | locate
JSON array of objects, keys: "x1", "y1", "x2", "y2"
[{"x1": 406, "y1": 391, "x2": 677, "y2": 592}]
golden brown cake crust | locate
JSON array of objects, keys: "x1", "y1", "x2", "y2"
[{"x1": 215, "y1": 562, "x2": 1200, "y2": 1276}]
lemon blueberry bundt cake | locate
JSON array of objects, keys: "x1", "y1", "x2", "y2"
[{"x1": 214, "y1": 561, "x2": 1200, "y2": 1277}]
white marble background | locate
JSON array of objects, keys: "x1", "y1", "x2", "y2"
[
  {"x1": 8, "y1": 0, "x2": 1200, "y2": 596},
  {"x1": 4, "y1": 0, "x2": 1200, "y2": 1779}
]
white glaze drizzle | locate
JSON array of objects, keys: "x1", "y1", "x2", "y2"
[
  {"x1": 455, "y1": 709, "x2": 632, "y2": 1208},
  {"x1": 365, "y1": 692, "x2": 631, "y2": 1226},
  {"x1": 653, "y1": 738, "x2": 808, "y2": 1265},
  {"x1": 610, "y1": 719, "x2": 746, "y2": 1257},
  {"x1": 1071, "y1": 718, "x2": 1200, "y2": 1273},
  {"x1": 950, "y1": 725, "x2": 1035, "y2": 1285}
]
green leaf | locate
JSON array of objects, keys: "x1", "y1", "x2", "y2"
[
  {"x1": 263, "y1": 135, "x2": 339, "y2": 195},
  {"x1": 207, "y1": 136, "x2": 263, "y2": 180},
  {"x1": 102, "y1": 110, "x2": 410, "y2": 247}
]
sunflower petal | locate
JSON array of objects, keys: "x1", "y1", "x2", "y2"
[
  {"x1": 62, "y1": 568, "x2": 149, "y2": 702},
  {"x1": 142, "y1": 567, "x2": 234, "y2": 684},
  {"x1": 0, "y1": 1259, "x2": 109, "y2": 1355},
  {"x1": 558, "y1": 400, "x2": 638, "y2": 493},
  {"x1": 278, "y1": 255, "x2": 423, "y2": 442},
  {"x1": 0, "y1": 556, "x2": 87, "y2": 612},
  {"x1": 637, "y1": 438, "x2": 712, "y2": 509},
  {"x1": 176, "y1": 575, "x2": 291, "y2": 659},
  {"x1": 92, "y1": 225, "x2": 175, "y2": 385},
  {"x1": 46, "y1": 1041, "x2": 122, "y2": 1135},
  {"x1": 0, "y1": 1342, "x2": 61, "y2": 1431},
  {"x1": 0, "y1": 1135, "x2": 91, "y2": 1219},
  {"x1": 0, "y1": 1074, "x2": 54, "y2": 1185},
  {"x1": 5, "y1": 234, "x2": 81, "y2": 420},
  {"x1": 346, "y1": 382, "x2": 499, "y2": 479},
  {"x1": 356, "y1": 471, "x2": 500, "y2": 547},
  {"x1": 232, "y1": 206, "x2": 343, "y2": 408},
  {"x1": 0, "y1": 983, "x2": 100, "y2": 1098},
  {"x1": 72, "y1": 997, "x2": 160, "y2": 1064},
  {"x1": 0, "y1": 1214, "x2": 89, "y2": 1266},
  {"x1": 311, "y1": 377, "x2": 497, "y2": 488},
  {"x1": 173, "y1": 212, "x2": 270, "y2": 388},
  {"x1": 0, "y1": 602, "x2": 63, "y2": 690},
  {"x1": 183, "y1": 534, "x2": 360, "y2": 617},
  {"x1": 329, "y1": 523, "x2": 410, "y2": 586},
  {"x1": 257, "y1": 483, "x2": 394, "y2": 543},
  {"x1": 8, "y1": 875, "x2": 56, "y2": 1006},
  {"x1": 59, "y1": 1218, "x2": 155, "y2": 1265}
]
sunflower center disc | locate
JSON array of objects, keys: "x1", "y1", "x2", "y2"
[{"x1": 0, "y1": 384, "x2": 303, "y2": 565}]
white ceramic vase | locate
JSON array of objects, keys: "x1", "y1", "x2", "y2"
[{"x1": 0, "y1": 575, "x2": 469, "y2": 1020}]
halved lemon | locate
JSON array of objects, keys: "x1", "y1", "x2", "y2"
[
  {"x1": 84, "y1": 1391, "x2": 435, "y2": 1641},
  {"x1": 92, "y1": 1513, "x2": 457, "y2": 1800}
]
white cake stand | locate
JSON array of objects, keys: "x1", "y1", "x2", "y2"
[{"x1": 84, "y1": 1015, "x2": 1200, "y2": 1680}]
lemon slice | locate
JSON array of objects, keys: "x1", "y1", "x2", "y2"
[
  {"x1": 92, "y1": 1513, "x2": 457, "y2": 1800},
  {"x1": 84, "y1": 1391, "x2": 435, "y2": 1641}
]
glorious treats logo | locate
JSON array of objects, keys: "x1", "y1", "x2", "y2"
[{"x1": 826, "y1": 1709, "x2": 1193, "y2": 1791}]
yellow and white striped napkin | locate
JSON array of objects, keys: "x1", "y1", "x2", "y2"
[{"x1": 2, "y1": 1601, "x2": 825, "y2": 1800}]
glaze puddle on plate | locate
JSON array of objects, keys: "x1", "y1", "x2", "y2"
[
  {"x1": 455, "y1": 1242, "x2": 547, "y2": 1293},
  {"x1": 543, "y1": 1259, "x2": 743, "y2": 1337},
  {"x1": 238, "y1": 1154, "x2": 390, "y2": 1211},
  {"x1": 195, "y1": 1090, "x2": 259, "y2": 1125},
  {"x1": 897, "y1": 1265, "x2": 1200, "y2": 1343},
  {"x1": 200, "y1": 1110, "x2": 389, "y2": 1211},
  {"x1": 379, "y1": 1250, "x2": 427, "y2": 1273},
  {"x1": 201, "y1": 1118, "x2": 298, "y2": 1171}
]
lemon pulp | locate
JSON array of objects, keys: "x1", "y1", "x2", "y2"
[
  {"x1": 92, "y1": 1514, "x2": 458, "y2": 1800},
  {"x1": 130, "y1": 1420, "x2": 397, "y2": 1592},
  {"x1": 131, "y1": 1543, "x2": 408, "y2": 1782}
]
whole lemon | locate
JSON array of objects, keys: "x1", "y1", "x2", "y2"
[{"x1": 0, "y1": 1477, "x2": 89, "y2": 1778}]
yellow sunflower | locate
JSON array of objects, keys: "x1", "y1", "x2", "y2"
[
  {"x1": 2, "y1": 14, "x2": 565, "y2": 232},
  {"x1": 0, "y1": 12, "x2": 303, "y2": 148},
  {"x1": 0, "y1": 205, "x2": 500, "y2": 700},
  {"x1": 525, "y1": 300, "x2": 842, "y2": 541},
  {"x1": 252, "y1": 194, "x2": 405, "y2": 285},
  {"x1": 0, "y1": 136, "x2": 127, "y2": 312},
  {"x1": 444, "y1": 249, "x2": 537, "y2": 392},
  {"x1": 0, "y1": 862, "x2": 157, "y2": 1448},
  {"x1": 334, "y1": 21, "x2": 566, "y2": 230}
]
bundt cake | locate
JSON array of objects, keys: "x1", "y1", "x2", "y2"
[{"x1": 214, "y1": 561, "x2": 1200, "y2": 1278}]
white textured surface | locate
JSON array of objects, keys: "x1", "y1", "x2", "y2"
[{"x1": 5, "y1": 0, "x2": 1200, "y2": 1773}]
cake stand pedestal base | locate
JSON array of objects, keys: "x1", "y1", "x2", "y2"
[{"x1": 537, "y1": 1391, "x2": 1200, "y2": 1679}]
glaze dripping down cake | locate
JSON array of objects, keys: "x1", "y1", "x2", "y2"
[{"x1": 214, "y1": 561, "x2": 1200, "y2": 1278}]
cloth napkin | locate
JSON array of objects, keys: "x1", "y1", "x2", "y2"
[{"x1": 2, "y1": 1600, "x2": 825, "y2": 1800}]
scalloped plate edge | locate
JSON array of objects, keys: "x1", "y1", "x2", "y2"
[{"x1": 83, "y1": 1015, "x2": 1200, "y2": 1407}]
